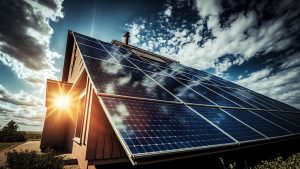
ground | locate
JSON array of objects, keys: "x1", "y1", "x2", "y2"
[{"x1": 0, "y1": 141, "x2": 80, "y2": 169}]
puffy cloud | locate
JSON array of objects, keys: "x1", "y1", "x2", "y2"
[
  {"x1": 126, "y1": 22, "x2": 145, "y2": 45},
  {"x1": 124, "y1": 0, "x2": 300, "y2": 109},
  {"x1": 0, "y1": 84, "x2": 42, "y2": 106},
  {"x1": 125, "y1": 0, "x2": 299, "y2": 75},
  {"x1": 0, "y1": 104, "x2": 45, "y2": 127},
  {"x1": 0, "y1": 83, "x2": 45, "y2": 128},
  {"x1": 196, "y1": 0, "x2": 222, "y2": 17},
  {"x1": 164, "y1": 6, "x2": 172, "y2": 17},
  {"x1": 0, "y1": 0, "x2": 63, "y2": 84},
  {"x1": 235, "y1": 56, "x2": 300, "y2": 109}
]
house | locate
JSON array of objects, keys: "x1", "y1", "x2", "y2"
[{"x1": 40, "y1": 30, "x2": 300, "y2": 169}]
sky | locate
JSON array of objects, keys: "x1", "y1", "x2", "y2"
[{"x1": 0, "y1": 0, "x2": 299, "y2": 131}]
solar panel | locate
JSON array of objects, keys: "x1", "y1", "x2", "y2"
[
  {"x1": 232, "y1": 89, "x2": 273, "y2": 110},
  {"x1": 218, "y1": 87, "x2": 270, "y2": 110},
  {"x1": 251, "y1": 110, "x2": 300, "y2": 133},
  {"x1": 223, "y1": 109, "x2": 290, "y2": 138},
  {"x1": 77, "y1": 43, "x2": 119, "y2": 63},
  {"x1": 249, "y1": 91, "x2": 298, "y2": 112},
  {"x1": 101, "y1": 47, "x2": 137, "y2": 68},
  {"x1": 101, "y1": 97, "x2": 235, "y2": 156},
  {"x1": 191, "y1": 106, "x2": 265, "y2": 141},
  {"x1": 126, "y1": 57, "x2": 167, "y2": 74},
  {"x1": 146, "y1": 72, "x2": 215, "y2": 105},
  {"x1": 271, "y1": 112, "x2": 300, "y2": 126},
  {"x1": 73, "y1": 32, "x2": 98, "y2": 43},
  {"x1": 177, "y1": 80, "x2": 240, "y2": 107},
  {"x1": 82, "y1": 56, "x2": 178, "y2": 102},
  {"x1": 72, "y1": 31, "x2": 300, "y2": 164}
]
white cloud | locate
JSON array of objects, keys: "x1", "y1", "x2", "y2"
[
  {"x1": 196, "y1": 0, "x2": 222, "y2": 17},
  {"x1": 123, "y1": 0, "x2": 300, "y2": 110},
  {"x1": 126, "y1": 22, "x2": 145, "y2": 45},
  {"x1": 235, "y1": 62, "x2": 300, "y2": 109},
  {"x1": 0, "y1": 0, "x2": 64, "y2": 130},
  {"x1": 0, "y1": 84, "x2": 45, "y2": 129},
  {"x1": 0, "y1": 84, "x2": 43, "y2": 106},
  {"x1": 164, "y1": 6, "x2": 172, "y2": 17},
  {"x1": 0, "y1": 0, "x2": 64, "y2": 85}
]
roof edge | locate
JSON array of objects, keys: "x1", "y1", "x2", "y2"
[
  {"x1": 111, "y1": 40, "x2": 179, "y2": 64},
  {"x1": 62, "y1": 30, "x2": 75, "y2": 82}
]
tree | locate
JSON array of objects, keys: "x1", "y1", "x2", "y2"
[
  {"x1": 0, "y1": 120, "x2": 27, "y2": 142},
  {"x1": 2, "y1": 120, "x2": 18, "y2": 132}
]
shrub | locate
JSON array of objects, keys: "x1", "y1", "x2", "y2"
[
  {"x1": 6, "y1": 149, "x2": 64, "y2": 169},
  {"x1": 253, "y1": 153, "x2": 300, "y2": 169}
]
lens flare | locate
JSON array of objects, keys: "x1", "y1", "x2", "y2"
[{"x1": 54, "y1": 95, "x2": 70, "y2": 109}]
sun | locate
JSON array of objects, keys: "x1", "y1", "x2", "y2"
[{"x1": 54, "y1": 95, "x2": 71, "y2": 109}]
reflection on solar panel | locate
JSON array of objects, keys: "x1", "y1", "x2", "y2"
[
  {"x1": 101, "y1": 97, "x2": 235, "y2": 156},
  {"x1": 73, "y1": 31, "x2": 300, "y2": 165},
  {"x1": 191, "y1": 107, "x2": 265, "y2": 142}
]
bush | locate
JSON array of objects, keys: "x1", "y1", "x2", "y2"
[
  {"x1": 6, "y1": 149, "x2": 64, "y2": 169},
  {"x1": 0, "y1": 120, "x2": 27, "y2": 142},
  {"x1": 253, "y1": 153, "x2": 300, "y2": 169}
]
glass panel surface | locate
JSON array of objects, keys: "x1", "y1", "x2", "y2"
[
  {"x1": 102, "y1": 97, "x2": 235, "y2": 155},
  {"x1": 192, "y1": 107, "x2": 264, "y2": 141}
]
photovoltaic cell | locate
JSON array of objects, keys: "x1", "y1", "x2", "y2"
[
  {"x1": 233, "y1": 90, "x2": 271, "y2": 110},
  {"x1": 224, "y1": 109, "x2": 289, "y2": 138},
  {"x1": 178, "y1": 80, "x2": 240, "y2": 107},
  {"x1": 219, "y1": 87, "x2": 268, "y2": 110},
  {"x1": 251, "y1": 92, "x2": 298, "y2": 112},
  {"x1": 252, "y1": 110, "x2": 300, "y2": 133},
  {"x1": 101, "y1": 47, "x2": 136, "y2": 68},
  {"x1": 77, "y1": 43, "x2": 118, "y2": 63},
  {"x1": 82, "y1": 56, "x2": 178, "y2": 102},
  {"x1": 191, "y1": 106, "x2": 264, "y2": 141},
  {"x1": 272, "y1": 112, "x2": 300, "y2": 126},
  {"x1": 145, "y1": 59, "x2": 168, "y2": 68},
  {"x1": 73, "y1": 32, "x2": 98, "y2": 43},
  {"x1": 201, "y1": 84, "x2": 255, "y2": 108},
  {"x1": 147, "y1": 72, "x2": 215, "y2": 105},
  {"x1": 168, "y1": 64, "x2": 228, "y2": 87},
  {"x1": 126, "y1": 57, "x2": 167, "y2": 74},
  {"x1": 286, "y1": 113, "x2": 300, "y2": 123},
  {"x1": 75, "y1": 36, "x2": 103, "y2": 49},
  {"x1": 102, "y1": 97, "x2": 235, "y2": 155},
  {"x1": 163, "y1": 69, "x2": 192, "y2": 81}
]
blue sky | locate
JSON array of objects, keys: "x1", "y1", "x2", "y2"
[{"x1": 0, "y1": 0, "x2": 299, "y2": 131}]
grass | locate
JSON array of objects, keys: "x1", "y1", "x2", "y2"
[{"x1": 0, "y1": 142, "x2": 23, "y2": 151}]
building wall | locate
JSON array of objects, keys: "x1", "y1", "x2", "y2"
[
  {"x1": 68, "y1": 41, "x2": 85, "y2": 83},
  {"x1": 42, "y1": 33, "x2": 128, "y2": 166},
  {"x1": 41, "y1": 80, "x2": 77, "y2": 151},
  {"x1": 65, "y1": 37, "x2": 128, "y2": 166},
  {"x1": 86, "y1": 89, "x2": 127, "y2": 161}
]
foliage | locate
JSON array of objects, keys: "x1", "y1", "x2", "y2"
[
  {"x1": 220, "y1": 153, "x2": 300, "y2": 169},
  {"x1": 25, "y1": 131, "x2": 42, "y2": 140},
  {"x1": 0, "y1": 120, "x2": 27, "y2": 142},
  {"x1": 253, "y1": 153, "x2": 300, "y2": 169},
  {"x1": 5, "y1": 149, "x2": 64, "y2": 169}
]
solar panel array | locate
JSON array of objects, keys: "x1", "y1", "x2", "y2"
[{"x1": 73, "y1": 32, "x2": 300, "y2": 163}]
